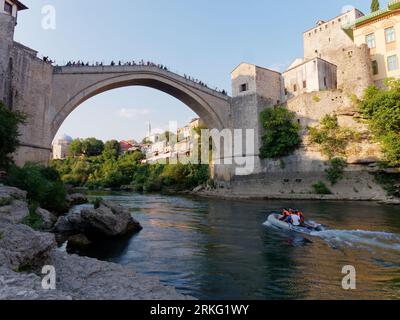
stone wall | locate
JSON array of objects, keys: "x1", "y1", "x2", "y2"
[
  {"x1": 282, "y1": 57, "x2": 337, "y2": 99},
  {"x1": 10, "y1": 42, "x2": 54, "y2": 165},
  {"x1": 0, "y1": 12, "x2": 15, "y2": 106},
  {"x1": 323, "y1": 44, "x2": 373, "y2": 97},
  {"x1": 303, "y1": 9, "x2": 364, "y2": 60}
]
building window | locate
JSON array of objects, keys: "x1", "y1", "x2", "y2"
[
  {"x1": 365, "y1": 33, "x2": 376, "y2": 48},
  {"x1": 284, "y1": 88, "x2": 288, "y2": 95},
  {"x1": 303, "y1": 80, "x2": 307, "y2": 89},
  {"x1": 293, "y1": 84, "x2": 297, "y2": 92},
  {"x1": 385, "y1": 27, "x2": 396, "y2": 43},
  {"x1": 4, "y1": 2, "x2": 12, "y2": 14},
  {"x1": 372, "y1": 60, "x2": 379, "y2": 75},
  {"x1": 324, "y1": 77, "x2": 327, "y2": 87},
  {"x1": 240, "y1": 83, "x2": 248, "y2": 92},
  {"x1": 387, "y1": 55, "x2": 398, "y2": 71}
]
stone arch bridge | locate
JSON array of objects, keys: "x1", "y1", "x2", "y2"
[{"x1": 14, "y1": 64, "x2": 232, "y2": 167}]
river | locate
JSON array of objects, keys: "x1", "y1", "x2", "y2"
[{"x1": 66, "y1": 192, "x2": 400, "y2": 300}]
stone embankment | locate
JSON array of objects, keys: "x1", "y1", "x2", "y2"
[{"x1": 0, "y1": 185, "x2": 191, "y2": 300}]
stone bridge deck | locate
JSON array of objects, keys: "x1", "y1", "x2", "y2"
[{"x1": 53, "y1": 65, "x2": 230, "y2": 100}]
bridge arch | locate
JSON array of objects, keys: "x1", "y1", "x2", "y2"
[{"x1": 50, "y1": 66, "x2": 231, "y2": 141}]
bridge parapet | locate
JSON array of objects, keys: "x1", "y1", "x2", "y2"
[{"x1": 53, "y1": 65, "x2": 230, "y2": 100}]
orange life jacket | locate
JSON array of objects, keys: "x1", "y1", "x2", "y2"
[{"x1": 297, "y1": 211, "x2": 305, "y2": 223}]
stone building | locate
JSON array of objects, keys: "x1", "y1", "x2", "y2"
[
  {"x1": 282, "y1": 57, "x2": 337, "y2": 99},
  {"x1": 303, "y1": 8, "x2": 364, "y2": 61},
  {"x1": 0, "y1": 0, "x2": 27, "y2": 107},
  {"x1": 52, "y1": 134, "x2": 72, "y2": 160},
  {"x1": 351, "y1": 0, "x2": 400, "y2": 85}
]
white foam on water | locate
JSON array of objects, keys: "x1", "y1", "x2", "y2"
[{"x1": 310, "y1": 229, "x2": 400, "y2": 251}]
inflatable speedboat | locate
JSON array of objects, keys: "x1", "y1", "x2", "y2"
[{"x1": 266, "y1": 213, "x2": 324, "y2": 235}]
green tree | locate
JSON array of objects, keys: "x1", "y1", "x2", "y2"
[
  {"x1": 0, "y1": 101, "x2": 26, "y2": 169},
  {"x1": 103, "y1": 140, "x2": 121, "y2": 159},
  {"x1": 68, "y1": 139, "x2": 84, "y2": 157},
  {"x1": 82, "y1": 138, "x2": 104, "y2": 157},
  {"x1": 6, "y1": 163, "x2": 67, "y2": 213},
  {"x1": 359, "y1": 78, "x2": 400, "y2": 167},
  {"x1": 259, "y1": 106, "x2": 301, "y2": 159},
  {"x1": 371, "y1": 0, "x2": 380, "y2": 12}
]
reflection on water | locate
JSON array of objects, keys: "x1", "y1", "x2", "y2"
[{"x1": 67, "y1": 192, "x2": 400, "y2": 300}]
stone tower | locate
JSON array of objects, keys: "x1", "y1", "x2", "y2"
[
  {"x1": 0, "y1": 0, "x2": 27, "y2": 107},
  {"x1": 230, "y1": 63, "x2": 283, "y2": 176}
]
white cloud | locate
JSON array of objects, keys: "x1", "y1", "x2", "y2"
[{"x1": 118, "y1": 108, "x2": 153, "y2": 119}]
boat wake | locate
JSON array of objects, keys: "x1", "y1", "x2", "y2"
[{"x1": 310, "y1": 229, "x2": 400, "y2": 252}]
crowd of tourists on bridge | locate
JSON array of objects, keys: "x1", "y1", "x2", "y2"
[{"x1": 61, "y1": 59, "x2": 228, "y2": 95}]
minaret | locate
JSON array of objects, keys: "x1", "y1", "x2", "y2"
[
  {"x1": 147, "y1": 121, "x2": 152, "y2": 138},
  {"x1": 0, "y1": 1, "x2": 28, "y2": 106}
]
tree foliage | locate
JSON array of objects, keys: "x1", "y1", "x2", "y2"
[
  {"x1": 259, "y1": 106, "x2": 301, "y2": 159},
  {"x1": 6, "y1": 163, "x2": 67, "y2": 213},
  {"x1": 325, "y1": 158, "x2": 347, "y2": 185},
  {"x1": 309, "y1": 115, "x2": 358, "y2": 159},
  {"x1": 0, "y1": 101, "x2": 26, "y2": 169},
  {"x1": 51, "y1": 147, "x2": 208, "y2": 192},
  {"x1": 359, "y1": 79, "x2": 400, "y2": 167},
  {"x1": 103, "y1": 140, "x2": 121, "y2": 160},
  {"x1": 68, "y1": 138, "x2": 104, "y2": 157},
  {"x1": 312, "y1": 181, "x2": 332, "y2": 195},
  {"x1": 371, "y1": 0, "x2": 380, "y2": 12}
]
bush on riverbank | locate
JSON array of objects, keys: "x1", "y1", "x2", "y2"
[
  {"x1": 325, "y1": 158, "x2": 347, "y2": 185},
  {"x1": 312, "y1": 181, "x2": 332, "y2": 195},
  {"x1": 359, "y1": 78, "x2": 400, "y2": 167},
  {"x1": 5, "y1": 163, "x2": 67, "y2": 213},
  {"x1": 373, "y1": 172, "x2": 400, "y2": 198},
  {"x1": 0, "y1": 101, "x2": 25, "y2": 170},
  {"x1": 51, "y1": 151, "x2": 210, "y2": 192}
]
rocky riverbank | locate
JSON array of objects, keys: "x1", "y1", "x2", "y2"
[
  {"x1": 0, "y1": 185, "x2": 192, "y2": 300},
  {"x1": 189, "y1": 171, "x2": 400, "y2": 205}
]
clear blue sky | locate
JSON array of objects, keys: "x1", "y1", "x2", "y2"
[{"x1": 14, "y1": 0, "x2": 372, "y2": 142}]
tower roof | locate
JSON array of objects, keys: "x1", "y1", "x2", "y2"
[{"x1": 9, "y1": 0, "x2": 28, "y2": 11}]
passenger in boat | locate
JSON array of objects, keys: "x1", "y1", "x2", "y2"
[
  {"x1": 297, "y1": 210, "x2": 305, "y2": 224},
  {"x1": 287, "y1": 213, "x2": 301, "y2": 226},
  {"x1": 279, "y1": 209, "x2": 291, "y2": 221}
]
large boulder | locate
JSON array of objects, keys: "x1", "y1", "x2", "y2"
[
  {"x1": 67, "y1": 234, "x2": 91, "y2": 248},
  {"x1": 0, "y1": 266, "x2": 72, "y2": 300},
  {"x1": 54, "y1": 206, "x2": 86, "y2": 234},
  {"x1": 48, "y1": 251, "x2": 192, "y2": 300},
  {"x1": 66, "y1": 193, "x2": 88, "y2": 207},
  {"x1": 0, "y1": 186, "x2": 29, "y2": 224},
  {"x1": 0, "y1": 223, "x2": 56, "y2": 271},
  {"x1": 55, "y1": 201, "x2": 142, "y2": 239},
  {"x1": 0, "y1": 186, "x2": 27, "y2": 201},
  {"x1": 79, "y1": 201, "x2": 142, "y2": 238},
  {"x1": 36, "y1": 208, "x2": 58, "y2": 230}
]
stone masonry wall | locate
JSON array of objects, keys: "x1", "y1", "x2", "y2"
[
  {"x1": 227, "y1": 89, "x2": 386, "y2": 200},
  {"x1": 0, "y1": 12, "x2": 15, "y2": 106},
  {"x1": 10, "y1": 42, "x2": 54, "y2": 165},
  {"x1": 323, "y1": 44, "x2": 373, "y2": 97}
]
